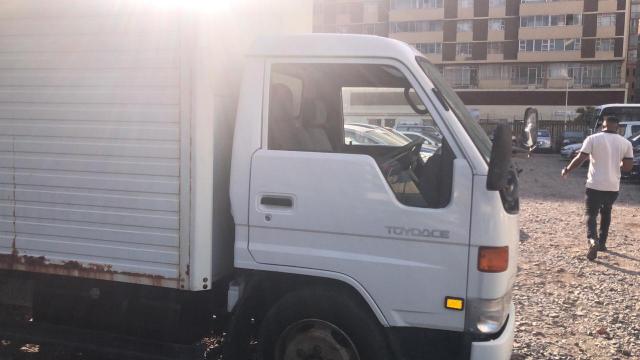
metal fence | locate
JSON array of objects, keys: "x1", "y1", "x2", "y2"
[{"x1": 479, "y1": 119, "x2": 591, "y2": 152}]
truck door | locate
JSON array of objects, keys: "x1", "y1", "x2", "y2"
[{"x1": 247, "y1": 60, "x2": 473, "y2": 331}]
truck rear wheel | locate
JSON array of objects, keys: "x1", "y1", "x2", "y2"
[{"x1": 257, "y1": 287, "x2": 392, "y2": 360}]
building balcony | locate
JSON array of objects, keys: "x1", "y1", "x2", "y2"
[
  {"x1": 449, "y1": 79, "x2": 625, "y2": 90},
  {"x1": 457, "y1": 7, "x2": 474, "y2": 19},
  {"x1": 487, "y1": 30, "x2": 505, "y2": 41},
  {"x1": 518, "y1": 51, "x2": 583, "y2": 62},
  {"x1": 389, "y1": 32, "x2": 443, "y2": 43},
  {"x1": 599, "y1": 0, "x2": 619, "y2": 12},
  {"x1": 519, "y1": 0, "x2": 583, "y2": 16},
  {"x1": 518, "y1": 25, "x2": 582, "y2": 40},
  {"x1": 457, "y1": 31, "x2": 473, "y2": 42},
  {"x1": 488, "y1": 6, "x2": 506, "y2": 18},
  {"x1": 596, "y1": 25, "x2": 616, "y2": 38},
  {"x1": 595, "y1": 50, "x2": 616, "y2": 59},
  {"x1": 389, "y1": 8, "x2": 444, "y2": 21}
]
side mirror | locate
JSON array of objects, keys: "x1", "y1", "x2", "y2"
[
  {"x1": 522, "y1": 107, "x2": 538, "y2": 149},
  {"x1": 487, "y1": 124, "x2": 513, "y2": 191}
]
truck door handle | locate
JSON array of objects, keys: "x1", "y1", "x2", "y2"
[{"x1": 260, "y1": 196, "x2": 293, "y2": 208}]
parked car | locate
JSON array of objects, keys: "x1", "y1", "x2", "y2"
[
  {"x1": 629, "y1": 132, "x2": 640, "y2": 154},
  {"x1": 622, "y1": 153, "x2": 640, "y2": 182},
  {"x1": 561, "y1": 131, "x2": 585, "y2": 147},
  {"x1": 400, "y1": 131, "x2": 441, "y2": 148},
  {"x1": 631, "y1": 155, "x2": 640, "y2": 181},
  {"x1": 560, "y1": 142, "x2": 582, "y2": 159},
  {"x1": 345, "y1": 123, "x2": 409, "y2": 146},
  {"x1": 568, "y1": 147, "x2": 590, "y2": 167},
  {"x1": 395, "y1": 123, "x2": 442, "y2": 140},
  {"x1": 536, "y1": 129, "x2": 552, "y2": 152},
  {"x1": 617, "y1": 133, "x2": 640, "y2": 182},
  {"x1": 590, "y1": 104, "x2": 640, "y2": 137},
  {"x1": 345, "y1": 124, "x2": 437, "y2": 160}
]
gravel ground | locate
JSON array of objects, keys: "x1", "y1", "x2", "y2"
[
  {"x1": 1, "y1": 154, "x2": 638, "y2": 360},
  {"x1": 511, "y1": 154, "x2": 640, "y2": 360}
]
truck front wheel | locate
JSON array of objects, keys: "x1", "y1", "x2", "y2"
[{"x1": 257, "y1": 287, "x2": 392, "y2": 360}]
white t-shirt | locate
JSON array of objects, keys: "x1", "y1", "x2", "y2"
[{"x1": 580, "y1": 132, "x2": 634, "y2": 192}]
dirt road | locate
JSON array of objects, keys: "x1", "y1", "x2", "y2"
[
  {"x1": 511, "y1": 154, "x2": 640, "y2": 360},
  {"x1": 1, "y1": 154, "x2": 638, "y2": 360}
]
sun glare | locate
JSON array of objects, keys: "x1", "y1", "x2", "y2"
[{"x1": 140, "y1": 0, "x2": 233, "y2": 11}]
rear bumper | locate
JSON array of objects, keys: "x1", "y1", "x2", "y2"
[{"x1": 469, "y1": 302, "x2": 515, "y2": 360}]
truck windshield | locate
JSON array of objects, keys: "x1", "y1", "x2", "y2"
[{"x1": 416, "y1": 57, "x2": 492, "y2": 163}]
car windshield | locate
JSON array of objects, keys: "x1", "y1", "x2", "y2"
[
  {"x1": 538, "y1": 130, "x2": 550, "y2": 137},
  {"x1": 416, "y1": 57, "x2": 491, "y2": 163}
]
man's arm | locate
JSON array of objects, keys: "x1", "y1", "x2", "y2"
[{"x1": 562, "y1": 152, "x2": 589, "y2": 177}]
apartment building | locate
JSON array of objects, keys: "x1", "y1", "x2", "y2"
[
  {"x1": 314, "y1": 0, "x2": 631, "y2": 120},
  {"x1": 313, "y1": 0, "x2": 390, "y2": 36},
  {"x1": 628, "y1": 0, "x2": 639, "y2": 101}
]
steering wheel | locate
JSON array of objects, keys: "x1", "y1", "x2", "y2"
[{"x1": 379, "y1": 138, "x2": 424, "y2": 175}]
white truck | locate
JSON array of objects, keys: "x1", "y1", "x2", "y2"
[{"x1": 0, "y1": 1, "x2": 518, "y2": 359}]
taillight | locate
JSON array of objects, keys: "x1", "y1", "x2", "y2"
[{"x1": 478, "y1": 246, "x2": 509, "y2": 273}]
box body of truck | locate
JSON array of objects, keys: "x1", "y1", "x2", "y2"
[{"x1": 0, "y1": 0, "x2": 312, "y2": 291}]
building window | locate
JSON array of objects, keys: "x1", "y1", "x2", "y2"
[
  {"x1": 458, "y1": 0, "x2": 473, "y2": 8},
  {"x1": 489, "y1": 0, "x2": 506, "y2": 7},
  {"x1": 390, "y1": 20, "x2": 442, "y2": 33},
  {"x1": 564, "y1": 14, "x2": 581, "y2": 26},
  {"x1": 391, "y1": 0, "x2": 443, "y2": 9},
  {"x1": 596, "y1": 38, "x2": 615, "y2": 52},
  {"x1": 534, "y1": 15, "x2": 550, "y2": 27},
  {"x1": 518, "y1": 38, "x2": 581, "y2": 52},
  {"x1": 597, "y1": 13, "x2": 616, "y2": 27},
  {"x1": 363, "y1": 24, "x2": 376, "y2": 34},
  {"x1": 443, "y1": 66, "x2": 479, "y2": 88},
  {"x1": 487, "y1": 42, "x2": 504, "y2": 54},
  {"x1": 414, "y1": 42, "x2": 442, "y2": 54},
  {"x1": 488, "y1": 19, "x2": 505, "y2": 31},
  {"x1": 456, "y1": 43, "x2": 472, "y2": 56},
  {"x1": 510, "y1": 64, "x2": 545, "y2": 86},
  {"x1": 520, "y1": 14, "x2": 581, "y2": 27},
  {"x1": 566, "y1": 62, "x2": 621, "y2": 88},
  {"x1": 479, "y1": 64, "x2": 508, "y2": 80},
  {"x1": 563, "y1": 38, "x2": 581, "y2": 51},
  {"x1": 457, "y1": 20, "x2": 473, "y2": 32}
]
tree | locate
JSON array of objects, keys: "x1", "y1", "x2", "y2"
[{"x1": 574, "y1": 106, "x2": 596, "y2": 125}]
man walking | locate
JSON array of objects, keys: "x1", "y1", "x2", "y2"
[{"x1": 561, "y1": 116, "x2": 634, "y2": 260}]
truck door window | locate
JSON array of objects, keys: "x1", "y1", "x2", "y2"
[{"x1": 267, "y1": 62, "x2": 453, "y2": 208}]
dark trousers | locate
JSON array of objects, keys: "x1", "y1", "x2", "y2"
[{"x1": 585, "y1": 188, "x2": 619, "y2": 244}]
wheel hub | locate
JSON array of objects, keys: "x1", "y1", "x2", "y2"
[{"x1": 276, "y1": 319, "x2": 360, "y2": 360}]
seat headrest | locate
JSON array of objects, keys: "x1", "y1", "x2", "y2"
[
  {"x1": 303, "y1": 99, "x2": 328, "y2": 127},
  {"x1": 269, "y1": 83, "x2": 295, "y2": 119}
]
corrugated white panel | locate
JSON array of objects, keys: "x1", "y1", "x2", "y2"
[
  {"x1": 0, "y1": 104, "x2": 180, "y2": 123},
  {"x1": 0, "y1": 51, "x2": 178, "y2": 70},
  {"x1": 0, "y1": 2, "x2": 187, "y2": 286}
]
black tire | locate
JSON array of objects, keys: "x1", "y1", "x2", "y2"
[{"x1": 257, "y1": 287, "x2": 393, "y2": 360}]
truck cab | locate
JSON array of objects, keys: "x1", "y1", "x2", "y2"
[{"x1": 228, "y1": 34, "x2": 517, "y2": 360}]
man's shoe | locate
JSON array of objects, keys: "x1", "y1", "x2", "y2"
[
  {"x1": 587, "y1": 238, "x2": 598, "y2": 261},
  {"x1": 598, "y1": 243, "x2": 607, "y2": 251}
]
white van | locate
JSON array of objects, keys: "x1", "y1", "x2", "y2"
[{"x1": 591, "y1": 104, "x2": 640, "y2": 137}]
